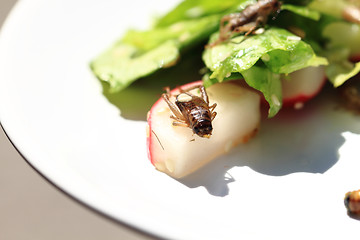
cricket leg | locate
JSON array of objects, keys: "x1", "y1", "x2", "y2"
[
  {"x1": 209, "y1": 103, "x2": 217, "y2": 111},
  {"x1": 198, "y1": 85, "x2": 210, "y2": 104},
  {"x1": 211, "y1": 111, "x2": 217, "y2": 121},
  {"x1": 232, "y1": 21, "x2": 257, "y2": 36},
  {"x1": 172, "y1": 121, "x2": 189, "y2": 127},
  {"x1": 162, "y1": 93, "x2": 186, "y2": 121}
]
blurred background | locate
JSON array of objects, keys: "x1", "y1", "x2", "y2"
[{"x1": 0, "y1": 1, "x2": 154, "y2": 239}]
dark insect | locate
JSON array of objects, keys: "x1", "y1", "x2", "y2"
[
  {"x1": 162, "y1": 84, "x2": 217, "y2": 138},
  {"x1": 344, "y1": 189, "x2": 360, "y2": 216},
  {"x1": 208, "y1": 0, "x2": 282, "y2": 47}
]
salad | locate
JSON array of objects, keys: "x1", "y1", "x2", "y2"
[{"x1": 90, "y1": 0, "x2": 360, "y2": 178}]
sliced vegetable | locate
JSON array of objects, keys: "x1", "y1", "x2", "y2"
[{"x1": 281, "y1": 66, "x2": 326, "y2": 107}]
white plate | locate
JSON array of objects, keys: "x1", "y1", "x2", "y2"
[{"x1": 1, "y1": 1, "x2": 360, "y2": 239}]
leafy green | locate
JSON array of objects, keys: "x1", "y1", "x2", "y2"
[
  {"x1": 122, "y1": 14, "x2": 221, "y2": 52},
  {"x1": 323, "y1": 47, "x2": 360, "y2": 87},
  {"x1": 204, "y1": 28, "x2": 327, "y2": 80},
  {"x1": 155, "y1": 0, "x2": 256, "y2": 27},
  {"x1": 322, "y1": 21, "x2": 360, "y2": 56},
  {"x1": 91, "y1": 15, "x2": 220, "y2": 92},
  {"x1": 327, "y1": 61, "x2": 360, "y2": 87},
  {"x1": 242, "y1": 66, "x2": 282, "y2": 117},
  {"x1": 281, "y1": 4, "x2": 321, "y2": 21},
  {"x1": 320, "y1": 21, "x2": 360, "y2": 87},
  {"x1": 270, "y1": 4, "x2": 360, "y2": 90},
  {"x1": 272, "y1": 8, "x2": 336, "y2": 48},
  {"x1": 91, "y1": 41, "x2": 180, "y2": 92},
  {"x1": 91, "y1": 0, "x2": 360, "y2": 117},
  {"x1": 282, "y1": 0, "x2": 313, "y2": 5},
  {"x1": 203, "y1": 28, "x2": 328, "y2": 116}
]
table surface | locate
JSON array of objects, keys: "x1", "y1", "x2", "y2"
[{"x1": 0, "y1": 1, "x2": 155, "y2": 239}]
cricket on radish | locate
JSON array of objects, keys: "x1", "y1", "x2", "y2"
[
  {"x1": 147, "y1": 81, "x2": 261, "y2": 178},
  {"x1": 162, "y1": 83, "x2": 217, "y2": 139}
]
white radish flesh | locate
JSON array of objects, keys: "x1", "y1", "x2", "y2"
[{"x1": 282, "y1": 66, "x2": 326, "y2": 108}]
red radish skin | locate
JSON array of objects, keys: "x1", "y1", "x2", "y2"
[
  {"x1": 146, "y1": 81, "x2": 261, "y2": 178},
  {"x1": 350, "y1": 54, "x2": 360, "y2": 63}
]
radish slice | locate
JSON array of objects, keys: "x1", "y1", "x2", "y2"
[
  {"x1": 146, "y1": 81, "x2": 261, "y2": 178},
  {"x1": 282, "y1": 66, "x2": 326, "y2": 108}
]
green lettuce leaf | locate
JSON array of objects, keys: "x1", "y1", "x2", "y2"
[
  {"x1": 274, "y1": 4, "x2": 360, "y2": 87},
  {"x1": 122, "y1": 14, "x2": 221, "y2": 52},
  {"x1": 281, "y1": 4, "x2": 321, "y2": 20},
  {"x1": 327, "y1": 61, "x2": 360, "y2": 87},
  {"x1": 91, "y1": 15, "x2": 220, "y2": 92},
  {"x1": 155, "y1": 0, "x2": 256, "y2": 27},
  {"x1": 203, "y1": 28, "x2": 328, "y2": 81},
  {"x1": 203, "y1": 66, "x2": 282, "y2": 117},
  {"x1": 321, "y1": 21, "x2": 360, "y2": 87},
  {"x1": 91, "y1": 0, "x2": 358, "y2": 117},
  {"x1": 203, "y1": 27, "x2": 328, "y2": 116},
  {"x1": 322, "y1": 21, "x2": 360, "y2": 56},
  {"x1": 91, "y1": 40, "x2": 180, "y2": 92},
  {"x1": 324, "y1": 47, "x2": 360, "y2": 87},
  {"x1": 242, "y1": 66, "x2": 282, "y2": 117}
]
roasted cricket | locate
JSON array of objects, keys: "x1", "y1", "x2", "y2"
[
  {"x1": 162, "y1": 84, "x2": 217, "y2": 138},
  {"x1": 209, "y1": 0, "x2": 282, "y2": 47},
  {"x1": 345, "y1": 189, "x2": 360, "y2": 216}
]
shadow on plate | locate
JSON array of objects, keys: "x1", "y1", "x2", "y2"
[{"x1": 178, "y1": 86, "x2": 360, "y2": 197}]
